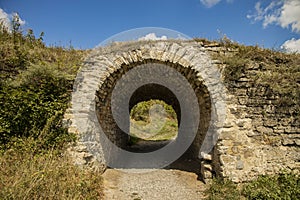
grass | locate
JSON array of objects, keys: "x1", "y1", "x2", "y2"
[
  {"x1": 130, "y1": 118, "x2": 178, "y2": 141},
  {"x1": 242, "y1": 172, "x2": 300, "y2": 200},
  {"x1": 204, "y1": 172, "x2": 300, "y2": 200},
  {"x1": 129, "y1": 99, "x2": 178, "y2": 143},
  {"x1": 0, "y1": 18, "x2": 103, "y2": 199},
  {"x1": 205, "y1": 172, "x2": 300, "y2": 200},
  {"x1": 0, "y1": 138, "x2": 103, "y2": 200}
]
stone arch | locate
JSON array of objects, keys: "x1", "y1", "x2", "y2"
[
  {"x1": 96, "y1": 59, "x2": 211, "y2": 160},
  {"x1": 68, "y1": 40, "x2": 227, "y2": 179}
]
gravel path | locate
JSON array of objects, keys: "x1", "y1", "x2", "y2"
[{"x1": 102, "y1": 168, "x2": 207, "y2": 200}]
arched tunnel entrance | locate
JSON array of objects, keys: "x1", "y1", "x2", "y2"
[
  {"x1": 69, "y1": 40, "x2": 227, "y2": 181},
  {"x1": 95, "y1": 60, "x2": 212, "y2": 174}
]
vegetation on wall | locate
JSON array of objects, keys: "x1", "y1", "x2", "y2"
[
  {"x1": 195, "y1": 37, "x2": 300, "y2": 128},
  {"x1": 220, "y1": 41, "x2": 299, "y2": 104}
]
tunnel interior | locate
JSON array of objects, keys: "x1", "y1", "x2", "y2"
[
  {"x1": 127, "y1": 84, "x2": 180, "y2": 153},
  {"x1": 95, "y1": 60, "x2": 211, "y2": 173}
]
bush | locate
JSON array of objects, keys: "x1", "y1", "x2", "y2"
[
  {"x1": 242, "y1": 172, "x2": 300, "y2": 200},
  {"x1": 0, "y1": 63, "x2": 74, "y2": 148},
  {"x1": 204, "y1": 178, "x2": 241, "y2": 200},
  {"x1": 0, "y1": 17, "x2": 85, "y2": 148}
]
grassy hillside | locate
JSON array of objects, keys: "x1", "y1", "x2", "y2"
[
  {"x1": 0, "y1": 17, "x2": 103, "y2": 199},
  {"x1": 0, "y1": 17, "x2": 86, "y2": 147},
  {"x1": 130, "y1": 99, "x2": 178, "y2": 143}
]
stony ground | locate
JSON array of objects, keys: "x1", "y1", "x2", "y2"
[{"x1": 102, "y1": 168, "x2": 207, "y2": 200}]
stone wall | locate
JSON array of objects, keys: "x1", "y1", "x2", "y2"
[
  {"x1": 64, "y1": 40, "x2": 299, "y2": 182},
  {"x1": 209, "y1": 48, "x2": 300, "y2": 182}
]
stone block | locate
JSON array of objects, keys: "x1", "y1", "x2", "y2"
[
  {"x1": 256, "y1": 126, "x2": 273, "y2": 134},
  {"x1": 263, "y1": 119, "x2": 278, "y2": 127},
  {"x1": 201, "y1": 152, "x2": 212, "y2": 161},
  {"x1": 243, "y1": 149, "x2": 254, "y2": 159},
  {"x1": 203, "y1": 170, "x2": 213, "y2": 179},
  {"x1": 219, "y1": 129, "x2": 236, "y2": 140},
  {"x1": 236, "y1": 160, "x2": 244, "y2": 170},
  {"x1": 220, "y1": 155, "x2": 235, "y2": 166},
  {"x1": 282, "y1": 139, "x2": 295, "y2": 146}
]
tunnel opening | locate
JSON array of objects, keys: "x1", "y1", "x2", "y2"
[
  {"x1": 126, "y1": 83, "x2": 180, "y2": 153},
  {"x1": 128, "y1": 98, "x2": 178, "y2": 153},
  {"x1": 95, "y1": 60, "x2": 212, "y2": 174}
]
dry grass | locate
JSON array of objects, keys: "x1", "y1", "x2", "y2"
[
  {"x1": 130, "y1": 118, "x2": 178, "y2": 141},
  {"x1": 0, "y1": 138, "x2": 104, "y2": 200}
]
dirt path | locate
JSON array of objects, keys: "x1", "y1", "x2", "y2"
[{"x1": 102, "y1": 168, "x2": 207, "y2": 200}]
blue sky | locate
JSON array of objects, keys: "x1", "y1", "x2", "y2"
[{"x1": 0, "y1": 0, "x2": 299, "y2": 52}]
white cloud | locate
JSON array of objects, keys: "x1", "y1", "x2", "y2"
[
  {"x1": 247, "y1": 0, "x2": 300, "y2": 33},
  {"x1": 138, "y1": 33, "x2": 168, "y2": 41},
  {"x1": 0, "y1": 8, "x2": 25, "y2": 31},
  {"x1": 281, "y1": 38, "x2": 300, "y2": 53},
  {"x1": 200, "y1": 0, "x2": 221, "y2": 8},
  {"x1": 0, "y1": 8, "x2": 11, "y2": 30},
  {"x1": 200, "y1": 0, "x2": 234, "y2": 8},
  {"x1": 279, "y1": 0, "x2": 300, "y2": 33}
]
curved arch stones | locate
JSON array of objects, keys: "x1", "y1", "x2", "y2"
[{"x1": 66, "y1": 40, "x2": 228, "y2": 180}]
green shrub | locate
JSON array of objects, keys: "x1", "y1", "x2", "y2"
[
  {"x1": 0, "y1": 63, "x2": 74, "y2": 148},
  {"x1": 242, "y1": 172, "x2": 300, "y2": 200},
  {"x1": 204, "y1": 178, "x2": 241, "y2": 200},
  {"x1": 0, "y1": 19, "x2": 84, "y2": 149}
]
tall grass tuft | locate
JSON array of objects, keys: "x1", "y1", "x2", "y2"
[{"x1": 0, "y1": 138, "x2": 103, "y2": 200}]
